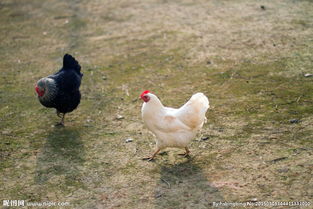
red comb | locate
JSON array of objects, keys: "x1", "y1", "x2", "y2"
[{"x1": 140, "y1": 90, "x2": 150, "y2": 98}]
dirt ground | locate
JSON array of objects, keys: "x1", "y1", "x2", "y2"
[{"x1": 0, "y1": 0, "x2": 313, "y2": 208}]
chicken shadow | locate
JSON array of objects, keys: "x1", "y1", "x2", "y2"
[
  {"x1": 35, "y1": 127, "x2": 85, "y2": 185},
  {"x1": 155, "y1": 159, "x2": 228, "y2": 209}
]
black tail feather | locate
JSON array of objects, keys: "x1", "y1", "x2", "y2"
[{"x1": 63, "y1": 54, "x2": 81, "y2": 73}]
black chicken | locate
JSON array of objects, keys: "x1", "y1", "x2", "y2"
[{"x1": 35, "y1": 54, "x2": 83, "y2": 126}]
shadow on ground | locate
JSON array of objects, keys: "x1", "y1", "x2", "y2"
[
  {"x1": 35, "y1": 127, "x2": 85, "y2": 185},
  {"x1": 155, "y1": 159, "x2": 227, "y2": 209}
]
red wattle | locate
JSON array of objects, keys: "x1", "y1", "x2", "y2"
[
  {"x1": 35, "y1": 86, "x2": 44, "y2": 97},
  {"x1": 35, "y1": 86, "x2": 40, "y2": 94}
]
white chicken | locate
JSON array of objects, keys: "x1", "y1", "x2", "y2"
[{"x1": 140, "y1": 90, "x2": 210, "y2": 160}]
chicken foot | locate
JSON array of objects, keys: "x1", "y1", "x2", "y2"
[
  {"x1": 178, "y1": 147, "x2": 190, "y2": 157},
  {"x1": 142, "y1": 148, "x2": 161, "y2": 161},
  {"x1": 56, "y1": 111, "x2": 65, "y2": 126}
]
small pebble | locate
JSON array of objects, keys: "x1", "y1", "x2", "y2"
[
  {"x1": 250, "y1": 198, "x2": 258, "y2": 202},
  {"x1": 277, "y1": 168, "x2": 289, "y2": 173},
  {"x1": 304, "y1": 73, "x2": 313, "y2": 77},
  {"x1": 289, "y1": 119, "x2": 300, "y2": 124},
  {"x1": 155, "y1": 193, "x2": 162, "y2": 198},
  {"x1": 271, "y1": 157, "x2": 288, "y2": 163},
  {"x1": 201, "y1": 136, "x2": 210, "y2": 141},
  {"x1": 116, "y1": 114, "x2": 124, "y2": 120},
  {"x1": 125, "y1": 138, "x2": 133, "y2": 143},
  {"x1": 2, "y1": 130, "x2": 11, "y2": 135}
]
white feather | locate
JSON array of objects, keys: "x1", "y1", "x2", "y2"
[{"x1": 141, "y1": 92, "x2": 210, "y2": 149}]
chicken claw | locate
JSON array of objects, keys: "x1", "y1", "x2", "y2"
[
  {"x1": 55, "y1": 122, "x2": 64, "y2": 127},
  {"x1": 178, "y1": 147, "x2": 190, "y2": 157},
  {"x1": 142, "y1": 157, "x2": 155, "y2": 161},
  {"x1": 142, "y1": 148, "x2": 160, "y2": 161}
]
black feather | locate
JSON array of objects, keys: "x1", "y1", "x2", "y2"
[
  {"x1": 39, "y1": 54, "x2": 83, "y2": 115},
  {"x1": 63, "y1": 54, "x2": 82, "y2": 76}
]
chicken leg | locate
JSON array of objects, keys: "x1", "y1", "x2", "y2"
[
  {"x1": 56, "y1": 111, "x2": 65, "y2": 126},
  {"x1": 142, "y1": 148, "x2": 161, "y2": 161}
]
